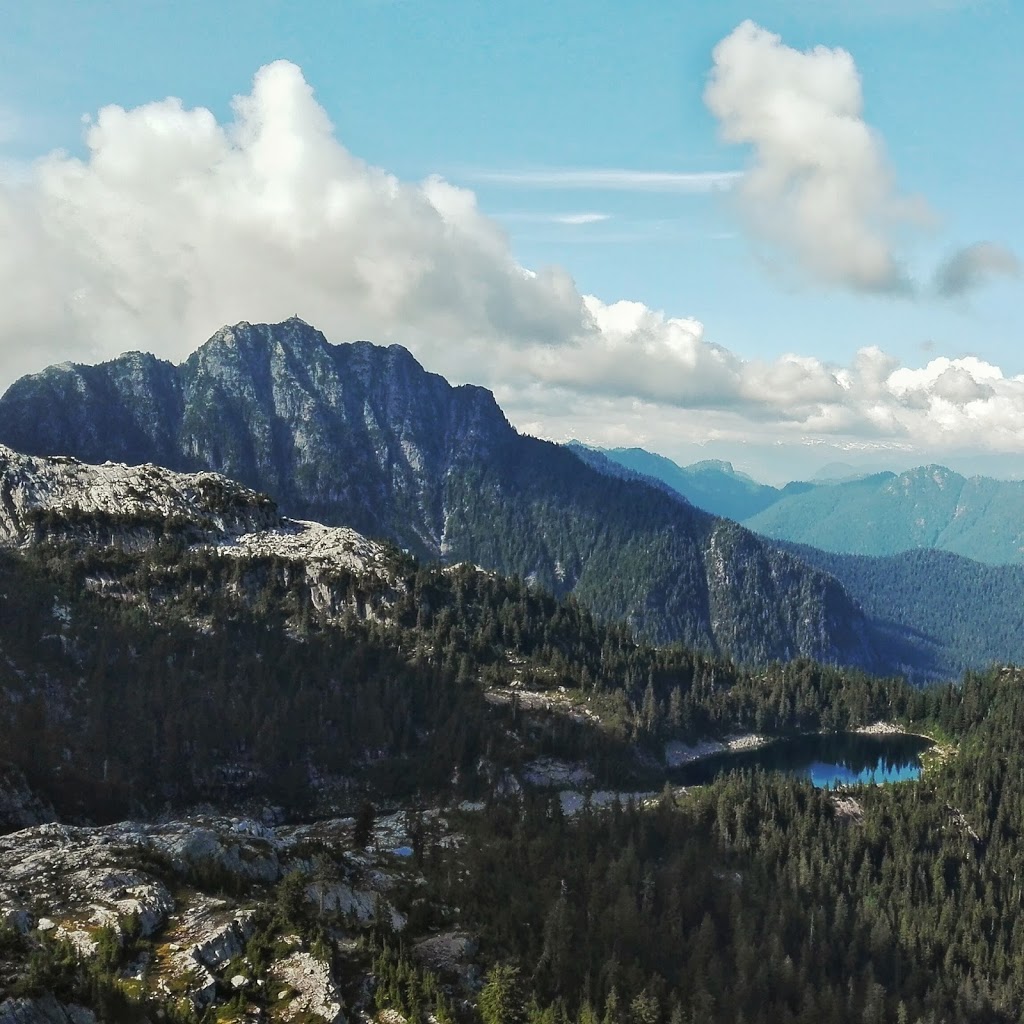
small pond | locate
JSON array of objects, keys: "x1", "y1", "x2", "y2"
[{"x1": 671, "y1": 732, "x2": 933, "y2": 789}]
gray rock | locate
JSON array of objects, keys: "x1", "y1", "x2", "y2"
[
  {"x1": 0, "y1": 765, "x2": 55, "y2": 833},
  {"x1": 0, "y1": 996, "x2": 96, "y2": 1024},
  {"x1": 272, "y1": 951, "x2": 345, "y2": 1023},
  {"x1": 0, "y1": 823, "x2": 174, "y2": 939}
]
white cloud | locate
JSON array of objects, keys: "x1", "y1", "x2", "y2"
[
  {"x1": 0, "y1": 62, "x2": 589, "y2": 378},
  {"x1": 462, "y1": 168, "x2": 742, "y2": 192},
  {"x1": 1, "y1": 61, "x2": 1024, "y2": 467},
  {"x1": 704, "y1": 21, "x2": 926, "y2": 294},
  {"x1": 934, "y1": 241, "x2": 1021, "y2": 297}
]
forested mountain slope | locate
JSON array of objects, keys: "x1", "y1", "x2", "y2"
[
  {"x1": 745, "y1": 465, "x2": 1024, "y2": 564},
  {"x1": 0, "y1": 320, "x2": 878, "y2": 669},
  {"x1": 588, "y1": 445, "x2": 1024, "y2": 569},
  {"x1": 0, "y1": 447, "x2": 910, "y2": 826},
  {"x1": 4, "y1": 444, "x2": 1024, "y2": 1024},
  {"x1": 573, "y1": 446, "x2": 1024, "y2": 680},
  {"x1": 780, "y1": 542, "x2": 1024, "y2": 681}
]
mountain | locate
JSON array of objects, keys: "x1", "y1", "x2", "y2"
[
  {"x1": 0, "y1": 445, "x2": 914, "y2": 823},
  {"x1": 587, "y1": 445, "x2": 812, "y2": 521},
  {"x1": 0, "y1": 319, "x2": 505, "y2": 554},
  {"x1": 582, "y1": 446, "x2": 1024, "y2": 569},
  {"x1": 744, "y1": 465, "x2": 1024, "y2": 565},
  {"x1": 564, "y1": 442, "x2": 691, "y2": 505},
  {"x1": 0, "y1": 319, "x2": 879, "y2": 669},
  {"x1": 2, "y1": 452, "x2": 1023, "y2": 1024},
  {"x1": 811, "y1": 461, "x2": 871, "y2": 483}
]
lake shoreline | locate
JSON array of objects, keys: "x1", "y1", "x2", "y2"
[
  {"x1": 667, "y1": 719, "x2": 946, "y2": 769},
  {"x1": 668, "y1": 730, "x2": 935, "y2": 789}
]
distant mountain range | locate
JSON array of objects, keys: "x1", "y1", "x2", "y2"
[
  {"x1": 584, "y1": 446, "x2": 808, "y2": 522},
  {"x1": 592, "y1": 445, "x2": 1024, "y2": 566},
  {"x1": 0, "y1": 318, "x2": 877, "y2": 670},
  {"x1": 573, "y1": 446, "x2": 1024, "y2": 680},
  {"x1": 745, "y1": 467, "x2": 1024, "y2": 565}
]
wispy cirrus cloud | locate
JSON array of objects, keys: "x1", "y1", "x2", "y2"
[
  {"x1": 494, "y1": 211, "x2": 611, "y2": 226},
  {"x1": 461, "y1": 168, "x2": 743, "y2": 193}
]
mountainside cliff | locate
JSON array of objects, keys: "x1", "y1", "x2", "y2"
[{"x1": 0, "y1": 319, "x2": 878, "y2": 669}]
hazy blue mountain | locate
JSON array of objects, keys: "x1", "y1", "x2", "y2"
[
  {"x1": 581, "y1": 445, "x2": 813, "y2": 522},
  {"x1": 745, "y1": 465, "x2": 1024, "y2": 565},
  {"x1": 0, "y1": 318, "x2": 878, "y2": 669},
  {"x1": 564, "y1": 442, "x2": 690, "y2": 505}
]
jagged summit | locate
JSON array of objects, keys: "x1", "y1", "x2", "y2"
[
  {"x1": 0, "y1": 320, "x2": 513, "y2": 552},
  {"x1": 0, "y1": 319, "x2": 880, "y2": 669}
]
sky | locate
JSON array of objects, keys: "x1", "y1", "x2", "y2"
[{"x1": 0, "y1": 0, "x2": 1022, "y2": 482}]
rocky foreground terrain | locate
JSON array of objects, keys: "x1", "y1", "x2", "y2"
[{"x1": 0, "y1": 810, "x2": 476, "y2": 1024}]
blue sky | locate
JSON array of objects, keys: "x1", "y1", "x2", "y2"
[{"x1": 0, "y1": 0, "x2": 1021, "y2": 480}]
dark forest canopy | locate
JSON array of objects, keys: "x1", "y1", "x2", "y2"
[{"x1": 1, "y1": 533, "x2": 1023, "y2": 1024}]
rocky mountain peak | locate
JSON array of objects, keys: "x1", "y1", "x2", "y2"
[{"x1": 0, "y1": 319, "x2": 879, "y2": 669}]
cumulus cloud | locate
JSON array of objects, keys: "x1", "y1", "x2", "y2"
[
  {"x1": 704, "y1": 21, "x2": 926, "y2": 294},
  {"x1": 0, "y1": 61, "x2": 589, "y2": 379},
  {"x1": 934, "y1": 241, "x2": 1021, "y2": 297},
  {"x1": 2, "y1": 60, "x2": 1024, "y2": 464},
  {"x1": 506, "y1": 347, "x2": 1024, "y2": 464}
]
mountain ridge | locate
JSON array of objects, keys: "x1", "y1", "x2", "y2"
[
  {"x1": 746, "y1": 463, "x2": 1024, "y2": 565},
  {"x1": 0, "y1": 318, "x2": 879, "y2": 671},
  {"x1": 587, "y1": 444, "x2": 793, "y2": 521},
  {"x1": 591, "y1": 443, "x2": 1024, "y2": 567}
]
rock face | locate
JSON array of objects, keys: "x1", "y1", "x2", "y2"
[
  {"x1": 0, "y1": 318, "x2": 879, "y2": 668},
  {"x1": 0, "y1": 822, "x2": 176, "y2": 939},
  {"x1": 0, "y1": 766, "x2": 55, "y2": 833},
  {"x1": 0, "y1": 445, "x2": 279, "y2": 547},
  {"x1": 0, "y1": 445, "x2": 400, "y2": 621},
  {"x1": 0, "y1": 996, "x2": 96, "y2": 1024},
  {"x1": 0, "y1": 815, "x2": 413, "y2": 1018},
  {"x1": 272, "y1": 952, "x2": 345, "y2": 1023},
  {"x1": 0, "y1": 318, "x2": 504, "y2": 555}
]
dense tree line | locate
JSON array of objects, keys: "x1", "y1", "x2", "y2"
[
  {"x1": 0, "y1": 538, "x2": 929, "y2": 822},
  {"x1": 784, "y1": 542, "x2": 1024, "y2": 680},
  {"x1": 3, "y1": 530, "x2": 1024, "y2": 1020},
  {"x1": 404, "y1": 667, "x2": 1024, "y2": 1024}
]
